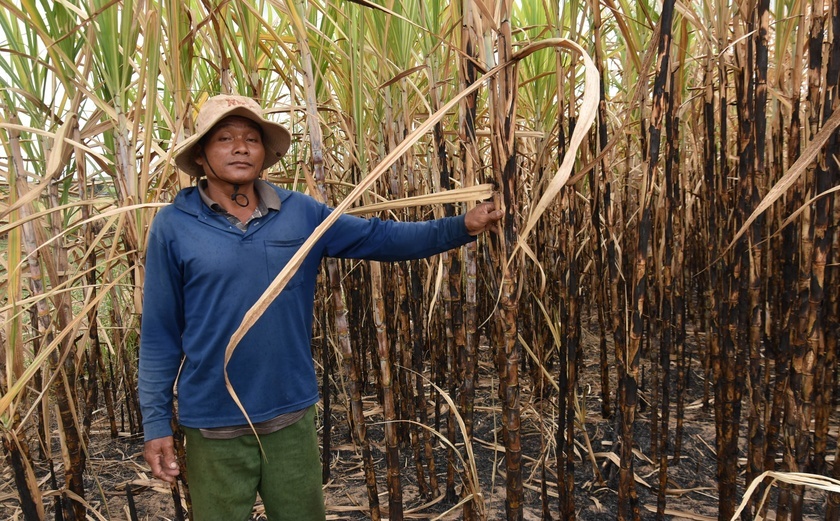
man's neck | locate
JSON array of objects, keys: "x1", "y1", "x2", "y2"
[{"x1": 204, "y1": 179, "x2": 259, "y2": 218}]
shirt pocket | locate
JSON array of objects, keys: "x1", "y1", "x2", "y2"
[{"x1": 264, "y1": 238, "x2": 306, "y2": 288}]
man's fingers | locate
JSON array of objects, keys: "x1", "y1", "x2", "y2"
[
  {"x1": 151, "y1": 457, "x2": 174, "y2": 483},
  {"x1": 465, "y1": 201, "x2": 503, "y2": 235},
  {"x1": 145, "y1": 437, "x2": 180, "y2": 483}
]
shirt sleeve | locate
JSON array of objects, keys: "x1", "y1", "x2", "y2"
[
  {"x1": 138, "y1": 218, "x2": 186, "y2": 441},
  {"x1": 320, "y1": 211, "x2": 476, "y2": 261}
]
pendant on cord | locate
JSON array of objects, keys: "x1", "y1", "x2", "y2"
[{"x1": 230, "y1": 185, "x2": 250, "y2": 208}]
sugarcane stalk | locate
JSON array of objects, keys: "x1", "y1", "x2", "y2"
[
  {"x1": 703, "y1": 61, "x2": 725, "y2": 410},
  {"x1": 812, "y1": 0, "x2": 839, "y2": 478},
  {"x1": 782, "y1": 3, "x2": 827, "y2": 518},
  {"x1": 125, "y1": 484, "x2": 138, "y2": 521},
  {"x1": 397, "y1": 261, "x2": 431, "y2": 498},
  {"x1": 590, "y1": 0, "x2": 613, "y2": 421},
  {"x1": 391, "y1": 263, "x2": 411, "y2": 445},
  {"x1": 1, "y1": 304, "x2": 42, "y2": 519},
  {"x1": 407, "y1": 260, "x2": 438, "y2": 498},
  {"x1": 671, "y1": 23, "x2": 688, "y2": 466},
  {"x1": 557, "y1": 188, "x2": 571, "y2": 521},
  {"x1": 2, "y1": 420, "x2": 44, "y2": 520},
  {"x1": 767, "y1": 7, "x2": 807, "y2": 515},
  {"x1": 428, "y1": 75, "x2": 460, "y2": 500},
  {"x1": 75, "y1": 121, "x2": 103, "y2": 442},
  {"x1": 458, "y1": 7, "x2": 481, "y2": 516},
  {"x1": 437, "y1": 253, "x2": 461, "y2": 503},
  {"x1": 727, "y1": 7, "x2": 758, "y2": 520},
  {"x1": 489, "y1": 5, "x2": 524, "y2": 518},
  {"x1": 435, "y1": 104, "x2": 471, "y2": 507},
  {"x1": 287, "y1": 3, "x2": 379, "y2": 517},
  {"x1": 370, "y1": 260, "x2": 403, "y2": 520},
  {"x1": 565, "y1": 188, "x2": 581, "y2": 521},
  {"x1": 458, "y1": 0, "x2": 481, "y2": 441},
  {"x1": 655, "y1": 48, "x2": 680, "y2": 520},
  {"x1": 619, "y1": 1, "x2": 675, "y2": 519},
  {"x1": 824, "y1": 120, "x2": 840, "y2": 521},
  {"x1": 763, "y1": 109, "x2": 788, "y2": 484},
  {"x1": 51, "y1": 458, "x2": 68, "y2": 521},
  {"x1": 9, "y1": 115, "x2": 87, "y2": 520},
  {"x1": 320, "y1": 304, "x2": 332, "y2": 484},
  {"x1": 1, "y1": 233, "x2": 39, "y2": 503},
  {"x1": 334, "y1": 263, "x2": 381, "y2": 519}
]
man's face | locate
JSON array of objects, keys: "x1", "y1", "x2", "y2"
[{"x1": 195, "y1": 116, "x2": 266, "y2": 185}]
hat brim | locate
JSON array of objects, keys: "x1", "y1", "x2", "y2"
[{"x1": 173, "y1": 107, "x2": 291, "y2": 177}]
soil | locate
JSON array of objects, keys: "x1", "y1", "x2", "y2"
[{"x1": 1, "y1": 322, "x2": 836, "y2": 520}]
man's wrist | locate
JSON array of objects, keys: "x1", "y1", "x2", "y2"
[{"x1": 143, "y1": 419, "x2": 174, "y2": 442}]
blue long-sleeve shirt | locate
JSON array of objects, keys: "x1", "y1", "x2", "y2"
[{"x1": 139, "y1": 184, "x2": 474, "y2": 441}]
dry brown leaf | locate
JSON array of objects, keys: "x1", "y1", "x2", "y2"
[
  {"x1": 643, "y1": 504, "x2": 716, "y2": 521},
  {"x1": 725, "y1": 107, "x2": 840, "y2": 254},
  {"x1": 345, "y1": 184, "x2": 494, "y2": 216}
]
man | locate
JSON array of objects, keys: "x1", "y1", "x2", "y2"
[{"x1": 139, "y1": 94, "x2": 502, "y2": 520}]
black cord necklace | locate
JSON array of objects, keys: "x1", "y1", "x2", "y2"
[{"x1": 229, "y1": 184, "x2": 250, "y2": 208}]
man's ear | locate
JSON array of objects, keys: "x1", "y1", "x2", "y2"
[{"x1": 194, "y1": 147, "x2": 205, "y2": 166}]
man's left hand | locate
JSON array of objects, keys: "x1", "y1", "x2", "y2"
[{"x1": 465, "y1": 202, "x2": 503, "y2": 236}]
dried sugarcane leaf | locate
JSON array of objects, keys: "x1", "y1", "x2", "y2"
[
  {"x1": 48, "y1": 488, "x2": 109, "y2": 521},
  {"x1": 774, "y1": 183, "x2": 840, "y2": 237},
  {"x1": 0, "y1": 117, "x2": 94, "y2": 221},
  {"x1": 642, "y1": 504, "x2": 716, "y2": 521},
  {"x1": 345, "y1": 183, "x2": 495, "y2": 216},
  {"x1": 0, "y1": 269, "x2": 133, "y2": 417},
  {"x1": 426, "y1": 255, "x2": 445, "y2": 327},
  {"x1": 0, "y1": 202, "x2": 166, "y2": 253},
  {"x1": 593, "y1": 451, "x2": 652, "y2": 488},
  {"x1": 3, "y1": 116, "x2": 76, "y2": 217},
  {"x1": 730, "y1": 471, "x2": 840, "y2": 521},
  {"x1": 726, "y1": 107, "x2": 840, "y2": 254},
  {"x1": 508, "y1": 38, "x2": 599, "y2": 261}
]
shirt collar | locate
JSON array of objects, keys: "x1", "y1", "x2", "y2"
[
  {"x1": 197, "y1": 179, "x2": 281, "y2": 212},
  {"x1": 254, "y1": 179, "x2": 281, "y2": 210}
]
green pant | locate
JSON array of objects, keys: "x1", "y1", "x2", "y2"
[{"x1": 182, "y1": 406, "x2": 326, "y2": 521}]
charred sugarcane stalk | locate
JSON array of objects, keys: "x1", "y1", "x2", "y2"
[
  {"x1": 370, "y1": 261, "x2": 403, "y2": 520},
  {"x1": 490, "y1": 6, "x2": 524, "y2": 519}
]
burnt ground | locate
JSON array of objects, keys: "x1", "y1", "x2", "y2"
[{"x1": 1, "y1": 322, "x2": 836, "y2": 520}]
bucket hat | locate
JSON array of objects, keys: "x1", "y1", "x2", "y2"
[{"x1": 173, "y1": 94, "x2": 291, "y2": 177}]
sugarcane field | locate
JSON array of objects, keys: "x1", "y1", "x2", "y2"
[{"x1": 1, "y1": 0, "x2": 839, "y2": 520}]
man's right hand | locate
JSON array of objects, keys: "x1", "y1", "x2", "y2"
[{"x1": 144, "y1": 436, "x2": 180, "y2": 484}]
